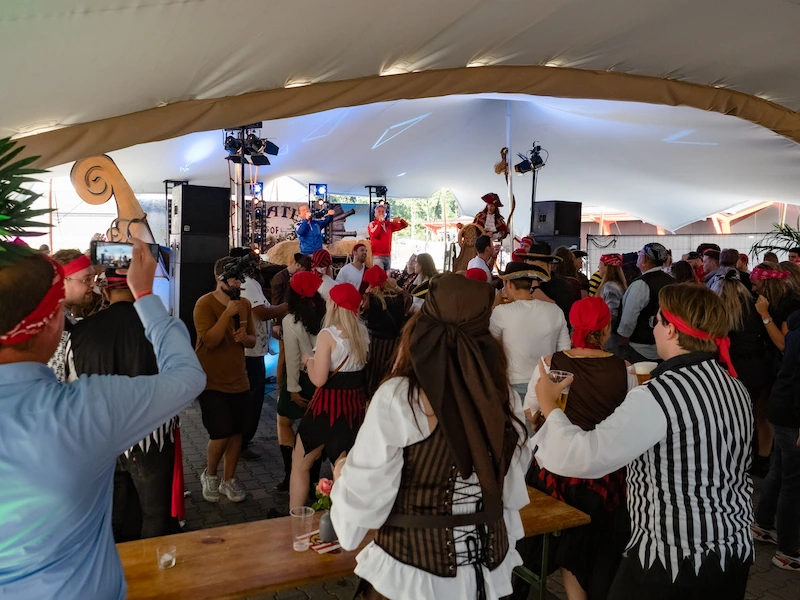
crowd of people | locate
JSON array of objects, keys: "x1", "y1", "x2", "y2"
[{"x1": 2, "y1": 204, "x2": 799, "y2": 599}]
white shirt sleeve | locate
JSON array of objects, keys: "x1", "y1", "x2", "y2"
[
  {"x1": 240, "y1": 277, "x2": 266, "y2": 307},
  {"x1": 556, "y1": 312, "x2": 571, "y2": 351},
  {"x1": 523, "y1": 359, "x2": 547, "y2": 413},
  {"x1": 529, "y1": 385, "x2": 668, "y2": 479},
  {"x1": 489, "y1": 306, "x2": 505, "y2": 339},
  {"x1": 617, "y1": 279, "x2": 650, "y2": 338},
  {"x1": 282, "y1": 315, "x2": 303, "y2": 393}
]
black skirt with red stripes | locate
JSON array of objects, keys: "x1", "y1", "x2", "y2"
[{"x1": 296, "y1": 369, "x2": 367, "y2": 461}]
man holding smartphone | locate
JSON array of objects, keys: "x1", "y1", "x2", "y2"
[{"x1": 193, "y1": 257, "x2": 256, "y2": 503}]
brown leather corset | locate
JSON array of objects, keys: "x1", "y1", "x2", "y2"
[{"x1": 375, "y1": 425, "x2": 509, "y2": 577}]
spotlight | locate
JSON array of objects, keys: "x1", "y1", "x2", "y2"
[
  {"x1": 313, "y1": 184, "x2": 328, "y2": 197},
  {"x1": 224, "y1": 135, "x2": 242, "y2": 155},
  {"x1": 375, "y1": 185, "x2": 388, "y2": 197},
  {"x1": 514, "y1": 143, "x2": 547, "y2": 174},
  {"x1": 244, "y1": 133, "x2": 266, "y2": 155}
]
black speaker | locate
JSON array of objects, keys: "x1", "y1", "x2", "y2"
[
  {"x1": 169, "y1": 185, "x2": 230, "y2": 344},
  {"x1": 533, "y1": 201, "x2": 582, "y2": 238},
  {"x1": 170, "y1": 185, "x2": 229, "y2": 236},
  {"x1": 534, "y1": 235, "x2": 582, "y2": 253}
]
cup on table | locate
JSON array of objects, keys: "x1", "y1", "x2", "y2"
[
  {"x1": 547, "y1": 370, "x2": 573, "y2": 411},
  {"x1": 157, "y1": 545, "x2": 177, "y2": 569},
  {"x1": 633, "y1": 361, "x2": 658, "y2": 385},
  {"x1": 290, "y1": 506, "x2": 315, "y2": 551}
]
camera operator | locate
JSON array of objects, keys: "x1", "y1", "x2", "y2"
[
  {"x1": 296, "y1": 204, "x2": 335, "y2": 256},
  {"x1": 193, "y1": 257, "x2": 256, "y2": 504},
  {"x1": 229, "y1": 248, "x2": 287, "y2": 461}
]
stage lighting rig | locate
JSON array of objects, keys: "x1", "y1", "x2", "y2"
[
  {"x1": 366, "y1": 185, "x2": 391, "y2": 219},
  {"x1": 223, "y1": 123, "x2": 280, "y2": 166},
  {"x1": 513, "y1": 142, "x2": 549, "y2": 234}
]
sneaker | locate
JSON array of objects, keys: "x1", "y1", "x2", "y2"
[
  {"x1": 200, "y1": 469, "x2": 220, "y2": 503},
  {"x1": 751, "y1": 523, "x2": 778, "y2": 545},
  {"x1": 772, "y1": 550, "x2": 800, "y2": 571},
  {"x1": 219, "y1": 477, "x2": 247, "y2": 502}
]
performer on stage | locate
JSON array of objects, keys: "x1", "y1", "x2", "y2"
[
  {"x1": 368, "y1": 204, "x2": 408, "y2": 271},
  {"x1": 331, "y1": 273, "x2": 530, "y2": 600},
  {"x1": 289, "y1": 283, "x2": 369, "y2": 510},
  {"x1": 296, "y1": 204, "x2": 335, "y2": 256},
  {"x1": 473, "y1": 193, "x2": 509, "y2": 241}
]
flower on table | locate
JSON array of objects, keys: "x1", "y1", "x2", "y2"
[{"x1": 312, "y1": 477, "x2": 333, "y2": 512}]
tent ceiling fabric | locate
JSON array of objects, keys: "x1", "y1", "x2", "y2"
[
  {"x1": 4, "y1": 0, "x2": 800, "y2": 167},
  {"x1": 44, "y1": 95, "x2": 800, "y2": 232}
]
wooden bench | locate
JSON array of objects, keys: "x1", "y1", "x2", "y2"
[{"x1": 119, "y1": 486, "x2": 589, "y2": 600}]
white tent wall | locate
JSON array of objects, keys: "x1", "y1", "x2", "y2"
[{"x1": 585, "y1": 233, "x2": 778, "y2": 276}]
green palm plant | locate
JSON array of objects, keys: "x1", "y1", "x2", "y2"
[
  {"x1": 0, "y1": 137, "x2": 52, "y2": 266},
  {"x1": 750, "y1": 222, "x2": 800, "y2": 260}
]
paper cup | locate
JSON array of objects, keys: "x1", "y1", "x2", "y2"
[{"x1": 633, "y1": 361, "x2": 658, "y2": 385}]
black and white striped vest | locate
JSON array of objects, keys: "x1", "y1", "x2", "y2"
[{"x1": 626, "y1": 355, "x2": 754, "y2": 579}]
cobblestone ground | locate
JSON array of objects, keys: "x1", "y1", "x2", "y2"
[{"x1": 179, "y1": 387, "x2": 798, "y2": 600}]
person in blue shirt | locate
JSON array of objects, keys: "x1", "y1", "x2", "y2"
[
  {"x1": 0, "y1": 239, "x2": 206, "y2": 600},
  {"x1": 295, "y1": 204, "x2": 335, "y2": 255}
]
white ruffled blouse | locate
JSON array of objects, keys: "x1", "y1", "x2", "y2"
[{"x1": 330, "y1": 377, "x2": 532, "y2": 600}]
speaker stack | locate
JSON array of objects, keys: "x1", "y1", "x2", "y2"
[
  {"x1": 532, "y1": 201, "x2": 583, "y2": 251},
  {"x1": 169, "y1": 185, "x2": 230, "y2": 344}
]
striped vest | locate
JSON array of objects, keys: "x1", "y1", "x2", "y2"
[
  {"x1": 375, "y1": 425, "x2": 509, "y2": 577},
  {"x1": 626, "y1": 356, "x2": 754, "y2": 579}
]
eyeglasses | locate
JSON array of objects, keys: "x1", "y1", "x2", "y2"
[
  {"x1": 65, "y1": 275, "x2": 95, "y2": 286},
  {"x1": 648, "y1": 312, "x2": 670, "y2": 329}
]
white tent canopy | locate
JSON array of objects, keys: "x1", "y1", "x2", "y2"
[
  {"x1": 44, "y1": 94, "x2": 800, "y2": 232},
  {"x1": 4, "y1": 0, "x2": 800, "y2": 231}
]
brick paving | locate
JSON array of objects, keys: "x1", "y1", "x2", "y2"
[{"x1": 178, "y1": 384, "x2": 798, "y2": 600}]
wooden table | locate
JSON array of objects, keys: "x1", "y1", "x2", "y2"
[{"x1": 119, "y1": 486, "x2": 589, "y2": 600}]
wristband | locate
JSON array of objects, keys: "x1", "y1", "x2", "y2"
[
  {"x1": 759, "y1": 313, "x2": 770, "y2": 319},
  {"x1": 134, "y1": 289, "x2": 153, "y2": 301}
]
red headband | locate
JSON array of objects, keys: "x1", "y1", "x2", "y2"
[
  {"x1": 63, "y1": 254, "x2": 92, "y2": 276},
  {"x1": 330, "y1": 283, "x2": 362, "y2": 312},
  {"x1": 600, "y1": 254, "x2": 622, "y2": 267},
  {"x1": 750, "y1": 267, "x2": 789, "y2": 281},
  {"x1": 569, "y1": 297, "x2": 611, "y2": 349},
  {"x1": 660, "y1": 308, "x2": 737, "y2": 378},
  {"x1": 0, "y1": 258, "x2": 66, "y2": 345},
  {"x1": 520, "y1": 237, "x2": 533, "y2": 247}
]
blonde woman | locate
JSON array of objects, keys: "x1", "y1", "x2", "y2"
[{"x1": 290, "y1": 283, "x2": 370, "y2": 510}]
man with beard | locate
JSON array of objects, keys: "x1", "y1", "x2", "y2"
[
  {"x1": 193, "y1": 257, "x2": 256, "y2": 503},
  {"x1": 47, "y1": 249, "x2": 95, "y2": 381}
]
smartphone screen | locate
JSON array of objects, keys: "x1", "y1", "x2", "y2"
[{"x1": 90, "y1": 241, "x2": 160, "y2": 267}]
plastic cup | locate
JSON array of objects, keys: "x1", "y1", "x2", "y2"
[
  {"x1": 157, "y1": 545, "x2": 176, "y2": 569},
  {"x1": 548, "y1": 370, "x2": 573, "y2": 411},
  {"x1": 290, "y1": 506, "x2": 315, "y2": 551},
  {"x1": 633, "y1": 361, "x2": 658, "y2": 385}
]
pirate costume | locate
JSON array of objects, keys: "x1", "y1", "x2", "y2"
[
  {"x1": 361, "y1": 266, "x2": 410, "y2": 398},
  {"x1": 331, "y1": 273, "x2": 530, "y2": 600},
  {"x1": 297, "y1": 283, "x2": 369, "y2": 460},
  {"x1": 473, "y1": 193, "x2": 509, "y2": 241}
]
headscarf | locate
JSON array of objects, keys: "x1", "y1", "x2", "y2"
[
  {"x1": 312, "y1": 249, "x2": 332, "y2": 269},
  {"x1": 409, "y1": 273, "x2": 518, "y2": 512},
  {"x1": 0, "y1": 257, "x2": 65, "y2": 345},
  {"x1": 642, "y1": 242, "x2": 668, "y2": 265},
  {"x1": 465, "y1": 268, "x2": 488, "y2": 282},
  {"x1": 363, "y1": 265, "x2": 388, "y2": 288},
  {"x1": 330, "y1": 283, "x2": 361, "y2": 312},
  {"x1": 750, "y1": 267, "x2": 789, "y2": 281},
  {"x1": 290, "y1": 271, "x2": 323, "y2": 298},
  {"x1": 600, "y1": 253, "x2": 622, "y2": 267},
  {"x1": 569, "y1": 297, "x2": 611, "y2": 349}
]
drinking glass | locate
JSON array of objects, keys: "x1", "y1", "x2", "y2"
[
  {"x1": 157, "y1": 545, "x2": 177, "y2": 569},
  {"x1": 548, "y1": 370, "x2": 573, "y2": 411},
  {"x1": 290, "y1": 506, "x2": 315, "y2": 551}
]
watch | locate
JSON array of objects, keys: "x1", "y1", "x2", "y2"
[{"x1": 762, "y1": 316, "x2": 773, "y2": 325}]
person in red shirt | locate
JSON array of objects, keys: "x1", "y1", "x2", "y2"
[{"x1": 367, "y1": 205, "x2": 408, "y2": 272}]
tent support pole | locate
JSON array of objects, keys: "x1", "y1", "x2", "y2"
[{"x1": 506, "y1": 100, "x2": 513, "y2": 257}]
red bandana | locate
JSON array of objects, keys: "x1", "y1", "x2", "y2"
[
  {"x1": 661, "y1": 308, "x2": 737, "y2": 378},
  {"x1": 63, "y1": 254, "x2": 92, "y2": 276},
  {"x1": 600, "y1": 254, "x2": 622, "y2": 267},
  {"x1": 363, "y1": 265, "x2": 388, "y2": 288},
  {"x1": 290, "y1": 271, "x2": 323, "y2": 298},
  {"x1": 0, "y1": 257, "x2": 66, "y2": 345},
  {"x1": 750, "y1": 267, "x2": 788, "y2": 281},
  {"x1": 569, "y1": 297, "x2": 611, "y2": 349},
  {"x1": 330, "y1": 283, "x2": 362, "y2": 312}
]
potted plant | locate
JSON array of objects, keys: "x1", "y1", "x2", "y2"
[
  {"x1": 751, "y1": 222, "x2": 800, "y2": 260},
  {"x1": 311, "y1": 478, "x2": 337, "y2": 542},
  {"x1": 0, "y1": 137, "x2": 52, "y2": 264}
]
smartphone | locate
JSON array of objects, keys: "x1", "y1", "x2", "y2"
[{"x1": 90, "y1": 241, "x2": 160, "y2": 268}]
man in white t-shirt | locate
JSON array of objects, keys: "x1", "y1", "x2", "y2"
[
  {"x1": 335, "y1": 243, "x2": 367, "y2": 293},
  {"x1": 232, "y1": 249, "x2": 288, "y2": 460},
  {"x1": 467, "y1": 235, "x2": 496, "y2": 283},
  {"x1": 490, "y1": 262, "x2": 570, "y2": 398}
]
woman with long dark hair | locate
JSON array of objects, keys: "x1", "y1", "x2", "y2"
[
  {"x1": 275, "y1": 272, "x2": 327, "y2": 491},
  {"x1": 553, "y1": 246, "x2": 583, "y2": 304},
  {"x1": 361, "y1": 265, "x2": 410, "y2": 397},
  {"x1": 669, "y1": 260, "x2": 698, "y2": 284},
  {"x1": 410, "y1": 252, "x2": 438, "y2": 310},
  {"x1": 331, "y1": 273, "x2": 530, "y2": 599}
]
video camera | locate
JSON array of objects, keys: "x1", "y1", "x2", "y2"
[{"x1": 218, "y1": 253, "x2": 261, "y2": 298}]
